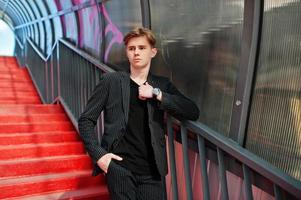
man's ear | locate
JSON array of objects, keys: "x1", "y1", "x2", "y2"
[{"x1": 151, "y1": 48, "x2": 157, "y2": 58}]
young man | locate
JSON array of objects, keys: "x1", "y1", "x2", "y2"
[{"x1": 78, "y1": 27, "x2": 199, "y2": 200}]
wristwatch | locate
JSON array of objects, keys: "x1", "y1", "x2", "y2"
[{"x1": 152, "y1": 88, "x2": 161, "y2": 98}]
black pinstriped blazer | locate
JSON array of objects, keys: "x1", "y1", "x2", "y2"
[{"x1": 78, "y1": 71, "x2": 199, "y2": 176}]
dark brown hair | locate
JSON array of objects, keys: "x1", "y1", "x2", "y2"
[{"x1": 123, "y1": 27, "x2": 156, "y2": 47}]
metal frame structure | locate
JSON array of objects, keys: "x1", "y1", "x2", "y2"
[{"x1": 229, "y1": 0, "x2": 263, "y2": 145}]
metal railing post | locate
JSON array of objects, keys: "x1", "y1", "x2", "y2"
[
  {"x1": 217, "y1": 147, "x2": 229, "y2": 200},
  {"x1": 243, "y1": 164, "x2": 254, "y2": 200},
  {"x1": 274, "y1": 184, "x2": 282, "y2": 200},
  {"x1": 167, "y1": 116, "x2": 179, "y2": 200},
  {"x1": 197, "y1": 135, "x2": 210, "y2": 200},
  {"x1": 181, "y1": 123, "x2": 193, "y2": 200}
]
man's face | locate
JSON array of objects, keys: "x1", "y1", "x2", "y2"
[{"x1": 126, "y1": 36, "x2": 157, "y2": 70}]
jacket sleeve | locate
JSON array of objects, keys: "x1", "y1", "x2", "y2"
[
  {"x1": 159, "y1": 80, "x2": 200, "y2": 121},
  {"x1": 78, "y1": 75, "x2": 109, "y2": 163}
]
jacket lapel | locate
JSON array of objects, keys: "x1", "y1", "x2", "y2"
[
  {"x1": 120, "y1": 72, "x2": 130, "y2": 124},
  {"x1": 147, "y1": 73, "x2": 155, "y2": 119}
]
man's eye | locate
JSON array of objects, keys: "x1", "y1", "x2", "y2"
[
  {"x1": 139, "y1": 47, "x2": 146, "y2": 50},
  {"x1": 129, "y1": 47, "x2": 135, "y2": 51}
]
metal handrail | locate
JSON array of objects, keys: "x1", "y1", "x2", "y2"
[{"x1": 14, "y1": 35, "x2": 24, "y2": 50}]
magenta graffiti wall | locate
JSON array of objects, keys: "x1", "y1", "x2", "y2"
[
  {"x1": 49, "y1": 0, "x2": 143, "y2": 67},
  {"x1": 55, "y1": 0, "x2": 127, "y2": 61},
  {"x1": 72, "y1": 0, "x2": 102, "y2": 57}
]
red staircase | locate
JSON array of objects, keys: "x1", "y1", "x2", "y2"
[{"x1": 0, "y1": 56, "x2": 109, "y2": 199}]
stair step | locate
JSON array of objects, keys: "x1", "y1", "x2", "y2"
[
  {"x1": 0, "y1": 73, "x2": 31, "y2": 80},
  {"x1": 12, "y1": 186, "x2": 110, "y2": 200},
  {"x1": 0, "y1": 155, "x2": 92, "y2": 177},
  {"x1": 0, "y1": 56, "x2": 18, "y2": 62},
  {"x1": 0, "y1": 66, "x2": 19, "y2": 70},
  {"x1": 0, "y1": 70, "x2": 30, "y2": 77},
  {"x1": 0, "y1": 142, "x2": 85, "y2": 160},
  {"x1": 0, "y1": 104, "x2": 64, "y2": 114},
  {"x1": 0, "y1": 81, "x2": 36, "y2": 89},
  {"x1": 0, "y1": 91, "x2": 39, "y2": 96},
  {"x1": 0, "y1": 171, "x2": 108, "y2": 199},
  {"x1": 0, "y1": 94, "x2": 39, "y2": 99},
  {"x1": 0, "y1": 99, "x2": 41, "y2": 104},
  {"x1": 0, "y1": 113, "x2": 69, "y2": 123},
  {"x1": 0, "y1": 131, "x2": 79, "y2": 145},
  {"x1": 0, "y1": 95, "x2": 40, "y2": 100},
  {"x1": 0, "y1": 88, "x2": 37, "y2": 93},
  {"x1": 0, "y1": 63, "x2": 18, "y2": 67},
  {"x1": 0, "y1": 64, "x2": 19, "y2": 67},
  {"x1": 0, "y1": 77, "x2": 32, "y2": 81},
  {"x1": 0, "y1": 122, "x2": 74, "y2": 133},
  {"x1": 0, "y1": 68, "x2": 26, "y2": 72}
]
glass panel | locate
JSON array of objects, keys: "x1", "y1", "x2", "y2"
[
  {"x1": 35, "y1": 0, "x2": 53, "y2": 55},
  {"x1": 27, "y1": 1, "x2": 45, "y2": 49},
  {"x1": 102, "y1": 0, "x2": 142, "y2": 70},
  {"x1": 46, "y1": 0, "x2": 63, "y2": 41},
  {"x1": 246, "y1": 0, "x2": 301, "y2": 180},
  {"x1": 19, "y1": 1, "x2": 39, "y2": 44},
  {"x1": 60, "y1": 0, "x2": 78, "y2": 44},
  {"x1": 150, "y1": 0, "x2": 244, "y2": 136}
]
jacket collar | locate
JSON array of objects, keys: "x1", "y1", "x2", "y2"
[{"x1": 120, "y1": 72, "x2": 130, "y2": 124}]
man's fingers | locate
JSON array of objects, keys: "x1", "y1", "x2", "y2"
[{"x1": 111, "y1": 154, "x2": 123, "y2": 161}]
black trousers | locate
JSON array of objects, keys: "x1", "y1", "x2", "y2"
[{"x1": 105, "y1": 161, "x2": 166, "y2": 200}]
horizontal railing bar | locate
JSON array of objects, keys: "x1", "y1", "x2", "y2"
[
  {"x1": 59, "y1": 39, "x2": 115, "y2": 73},
  {"x1": 183, "y1": 120, "x2": 301, "y2": 197},
  {"x1": 27, "y1": 38, "x2": 58, "y2": 62}
]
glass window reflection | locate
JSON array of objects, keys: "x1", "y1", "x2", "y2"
[{"x1": 150, "y1": 0, "x2": 244, "y2": 136}]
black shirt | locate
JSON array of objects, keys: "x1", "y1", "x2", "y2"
[{"x1": 113, "y1": 79, "x2": 158, "y2": 175}]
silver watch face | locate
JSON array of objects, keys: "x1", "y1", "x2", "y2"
[{"x1": 153, "y1": 88, "x2": 160, "y2": 96}]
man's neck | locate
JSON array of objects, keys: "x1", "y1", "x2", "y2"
[{"x1": 130, "y1": 67, "x2": 150, "y2": 84}]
